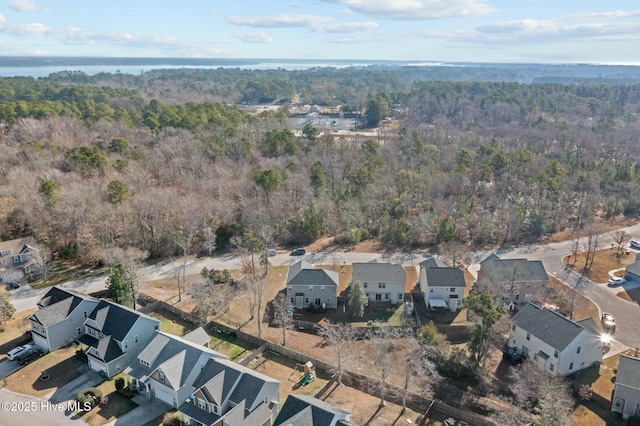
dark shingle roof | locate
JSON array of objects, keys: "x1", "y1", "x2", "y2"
[
  {"x1": 274, "y1": 394, "x2": 351, "y2": 426},
  {"x1": 96, "y1": 335, "x2": 124, "y2": 362},
  {"x1": 31, "y1": 287, "x2": 97, "y2": 326},
  {"x1": 352, "y1": 262, "x2": 406, "y2": 284},
  {"x1": 616, "y1": 355, "x2": 640, "y2": 389},
  {"x1": 512, "y1": 303, "x2": 589, "y2": 351},
  {"x1": 87, "y1": 300, "x2": 152, "y2": 341},
  {"x1": 478, "y1": 258, "x2": 548, "y2": 284},
  {"x1": 425, "y1": 267, "x2": 466, "y2": 288},
  {"x1": 286, "y1": 261, "x2": 338, "y2": 287},
  {"x1": 419, "y1": 257, "x2": 446, "y2": 269}
]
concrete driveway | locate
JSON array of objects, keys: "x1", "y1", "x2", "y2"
[
  {"x1": 103, "y1": 397, "x2": 170, "y2": 426},
  {"x1": 48, "y1": 366, "x2": 102, "y2": 404},
  {"x1": 0, "y1": 358, "x2": 22, "y2": 381}
]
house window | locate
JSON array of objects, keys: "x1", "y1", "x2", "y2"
[
  {"x1": 13, "y1": 255, "x2": 20, "y2": 263},
  {"x1": 511, "y1": 325, "x2": 515, "y2": 332},
  {"x1": 123, "y1": 341, "x2": 128, "y2": 349},
  {"x1": 77, "y1": 328, "x2": 82, "y2": 335},
  {"x1": 159, "y1": 372, "x2": 165, "y2": 382},
  {"x1": 305, "y1": 298, "x2": 309, "y2": 304},
  {"x1": 135, "y1": 336, "x2": 139, "y2": 344},
  {"x1": 515, "y1": 294, "x2": 520, "y2": 300},
  {"x1": 430, "y1": 289, "x2": 434, "y2": 293},
  {"x1": 375, "y1": 294, "x2": 382, "y2": 301},
  {"x1": 398, "y1": 293, "x2": 403, "y2": 301},
  {"x1": 614, "y1": 398, "x2": 623, "y2": 408},
  {"x1": 384, "y1": 294, "x2": 389, "y2": 300},
  {"x1": 212, "y1": 404, "x2": 219, "y2": 414},
  {"x1": 363, "y1": 282, "x2": 368, "y2": 288},
  {"x1": 290, "y1": 298, "x2": 294, "y2": 304},
  {"x1": 155, "y1": 325, "x2": 159, "y2": 330},
  {"x1": 378, "y1": 283, "x2": 386, "y2": 288},
  {"x1": 569, "y1": 363, "x2": 574, "y2": 370},
  {"x1": 526, "y1": 333, "x2": 530, "y2": 341},
  {"x1": 554, "y1": 350, "x2": 558, "y2": 358},
  {"x1": 450, "y1": 288, "x2": 456, "y2": 292},
  {"x1": 315, "y1": 298, "x2": 321, "y2": 305},
  {"x1": 83, "y1": 311, "x2": 87, "y2": 318},
  {"x1": 197, "y1": 398, "x2": 206, "y2": 410},
  {"x1": 577, "y1": 346, "x2": 581, "y2": 354},
  {"x1": 549, "y1": 364, "x2": 554, "y2": 372}
]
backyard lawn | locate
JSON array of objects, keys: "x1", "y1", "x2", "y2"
[{"x1": 149, "y1": 308, "x2": 195, "y2": 336}]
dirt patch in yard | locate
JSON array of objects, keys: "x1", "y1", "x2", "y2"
[
  {"x1": 3, "y1": 346, "x2": 85, "y2": 398},
  {"x1": 565, "y1": 247, "x2": 636, "y2": 284},
  {"x1": 0, "y1": 307, "x2": 37, "y2": 361}
]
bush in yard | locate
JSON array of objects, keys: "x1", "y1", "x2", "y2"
[
  {"x1": 115, "y1": 377, "x2": 125, "y2": 391},
  {"x1": 77, "y1": 387, "x2": 103, "y2": 408},
  {"x1": 162, "y1": 412, "x2": 181, "y2": 426}
]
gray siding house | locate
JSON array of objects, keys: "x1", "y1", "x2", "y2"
[
  {"x1": 612, "y1": 354, "x2": 640, "y2": 419},
  {"x1": 419, "y1": 257, "x2": 466, "y2": 312},
  {"x1": 0, "y1": 237, "x2": 40, "y2": 283},
  {"x1": 476, "y1": 255, "x2": 548, "y2": 307},
  {"x1": 125, "y1": 330, "x2": 227, "y2": 408},
  {"x1": 286, "y1": 261, "x2": 339, "y2": 309},
  {"x1": 79, "y1": 300, "x2": 160, "y2": 378},
  {"x1": 29, "y1": 286, "x2": 100, "y2": 352},
  {"x1": 352, "y1": 262, "x2": 406, "y2": 305},
  {"x1": 179, "y1": 357, "x2": 280, "y2": 426},
  {"x1": 509, "y1": 303, "x2": 602, "y2": 376}
]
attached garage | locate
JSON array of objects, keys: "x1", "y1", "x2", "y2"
[
  {"x1": 31, "y1": 333, "x2": 49, "y2": 353},
  {"x1": 151, "y1": 384, "x2": 176, "y2": 407},
  {"x1": 88, "y1": 357, "x2": 108, "y2": 376},
  {"x1": 625, "y1": 261, "x2": 640, "y2": 282}
]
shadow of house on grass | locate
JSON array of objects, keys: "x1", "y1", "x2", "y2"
[{"x1": 31, "y1": 353, "x2": 87, "y2": 397}]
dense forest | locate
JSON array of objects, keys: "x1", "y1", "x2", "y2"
[{"x1": 1, "y1": 66, "x2": 639, "y2": 264}]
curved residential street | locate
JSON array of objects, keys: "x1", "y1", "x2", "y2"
[{"x1": 9, "y1": 222, "x2": 640, "y2": 353}]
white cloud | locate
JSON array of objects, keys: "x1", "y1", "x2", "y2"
[
  {"x1": 227, "y1": 14, "x2": 332, "y2": 28},
  {"x1": 232, "y1": 31, "x2": 273, "y2": 43},
  {"x1": 9, "y1": 0, "x2": 49, "y2": 13},
  {"x1": 569, "y1": 10, "x2": 640, "y2": 20},
  {"x1": 314, "y1": 21, "x2": 378, "y2": 33},
  {"x1": 322, "y1": 0, "x2": 495, "y2": 20}
]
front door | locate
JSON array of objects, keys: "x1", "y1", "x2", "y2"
[{"x1": 295, "y1": 295, "x2": 304, "y2": 309}]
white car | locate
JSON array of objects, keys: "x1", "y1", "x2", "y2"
[
  {"x1": 7, "y1": 344, "x2": 32, "y2": 361},
  {"x1": 607, "y1": 277, "x2": 625, "y2": 287}
]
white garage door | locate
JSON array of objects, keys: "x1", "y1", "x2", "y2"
[
  {"x1": 32, "y1": 334, "x2": 49, "y2": 353},
  {"x1": 152, "y1": 385, "x2": 175, "y2": 407}
]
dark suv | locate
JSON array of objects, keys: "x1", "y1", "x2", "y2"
[
  {"x1": 16, "y1": 348, "x2": 42, "y2": 365},
  {"x1": 290, "y1": 248, "x2": 306, "y2": 256}
]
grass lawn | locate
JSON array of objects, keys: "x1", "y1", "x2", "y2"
[
  {"x1": 208, "y1": 334, "x2": 255, "y2": 361},
  {"x1": 149, "y1": 308, "x2": 195, "y2": 337},
  {"x1": 3, "y1": 346, "x2": 85, "y2": 397},
  {"x1": 565, "y1": 247, "x2": 636, "y2": 283},
  {"x1": 81, "y1": 373, "x2": 138, "y2": 426},
  {"x1": 0, "y1": 307, "x2": 37, "y2": 361}
]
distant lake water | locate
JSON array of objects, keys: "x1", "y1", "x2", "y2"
[{"x1": 0, "y1": 60, "x2": 393, "y2": 78}]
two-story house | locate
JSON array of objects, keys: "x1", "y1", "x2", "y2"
[
  {"x1": 79, "y1": 300, "x2": 160, "y2": 378},
  {"x1": 612, "y1": 354, "x2": 640, "y2": 419},
  {"x1": 286, "y1": 260, "x2": 339, "y2": 310},
  {"x1": 125, "y1": 330, "x2": 227, "y2": 408},
  {"x1": 274, "y1": 394, "x2": 356, "y2": 426},
  {"x1": 29, "y1": 286, "x2": 100, "y2": 352},
  {"x1": 178, "y1": 357, "x2": 280, "y2": 426},
  {"x1": 352, "y1": 262, "x2": 406, "y2": 305},
  {"x1": 509, "y1": 303, "x2": 602, "y2": 376},
  {"x1": 0, "y1": 237, "x2": 40, "y2": 283},
  {"x1": 419, "y1": 257, "x2": 466, "y2": 312},
  {"x1": 476, "y1": 254, "x2": 548, "y2": 307}
]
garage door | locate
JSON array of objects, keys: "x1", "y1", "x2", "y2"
[
  {"x1": 88, "y1": 358, "x2": 107, "y2": 375},
  {"x1": 152, "y1": 385, "x2": 176, "y2": 407},
  {"x1": 32, "y1": 334, "x2": 49, "y2": 353}
]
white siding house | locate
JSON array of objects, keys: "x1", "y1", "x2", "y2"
[
  {"x1": 286, "y1": 261, "x2": 339, "y2": 309},
  {"x1": 612, "y1": 354, "x2": 640, "y2": 419},
  {"x1": 509, "y1": 303, "x2": 603, "y2": 376},
  {"x1": 352, "y1": 262, "x2": 406, "y2": 305},
  {"x1": 419, "y1": 257, "x2": 466, "y2": 312}
]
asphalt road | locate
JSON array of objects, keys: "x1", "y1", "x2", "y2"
[
  {"x1": 0, "y1": 387, "x2": 85, "y2": 426},
  {"x1": 9, "y1": 222, "x2": 640, "y2": 353}
]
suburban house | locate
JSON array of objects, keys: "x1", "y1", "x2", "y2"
[
  {"x1": 624, "y1": 254, "x2": 640, "y2": 282},
  {"x1": 0, "y1": 236, "x2": 40, "y2": 283},
  {"x1": 286, "y1": 260, "x2": 339, "y2": 309},
  {"x1": 78, "y1": 300, "x2": 160, "y2": 378},
  {"x1": 475, "y1": 255, "x2": 548, "y2": 308},
  {"x1": 274, "y1": 394, "x2": 355, "y2": 426},
  {"x1": 178, "y1": 357, "x2": 280, "y2": 426},
  {"x1": 352, "y1": 262, "x2": 406, "y2": 305},
  {"x1": 612, "y1": 354, "x2": 640, "y2": 419},
  {"x1": 508, "y1": 303, "x2": 603, "y2": 376},
  {"x1": 29, "y1": 286, "x2": 100, "y2": 352},
  {"x1": 419, "y1": 257, "x2": 466, "y2": 312},
  {"x1": 124, "y1": 330, "x2": 227, "y2": 408}
]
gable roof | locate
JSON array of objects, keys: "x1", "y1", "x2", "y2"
[
  {"x1": 480, "y1": 252, "x2": 500, "y2": 264},
  {"x1": 127, "y1": 331, "x2": 226, "y2": 390},
  {"x1": 352, "y1": 262, "x2": 406, "y2": 284},
  {"x1": 183, "y1": 327, "x2": 211, "y2": 347},
  {"x1": 274, "y1": 394, "x2": 351, "y2": 426},
  {"x1": 0, "y1": 237, "x2": 37, "y2": 258},
  {"x1": 512, "y1": 303, "x2": 590, "y2": 351},
  {"x1": 86, "y1": 300, "x2": 157, "y2": 341},
  {"x1": 94, "y1": 335, "x2": 124, "y2": 362},
  {"x1": 478, "y1": 258, "x2": 548, "y2": 284},
  {"x1": 286, "y1": 261, "x2": 338, "y2": 287},
  {"x1": 616, "y1": 355, "x2": 640, "y2": 390},
  {"x1": 626, "y1": 260, "x2": 640, "y2": 277},
  {"x1": 425, "y1": 267, "x2": 466, "y2": 288},
  {"x1": 419, "y1": 257, "x2": 446, "y2": 269},
  {"x1": 31, "y1": 286, "x2": 97, "y2": 327}
]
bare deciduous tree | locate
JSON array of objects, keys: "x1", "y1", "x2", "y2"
[
  {"x1": 271, "y1": 295, "x2": 293, "y2": 346},
  {"x1": 612, "y1": 229, "x2": 629, "y2": 259},
  {"x1": 320, "y1": 323, "x2": 356, "y2": 386}
]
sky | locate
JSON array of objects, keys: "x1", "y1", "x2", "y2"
[{"x1": 1, "y1": 0, "x2": 640, "y2": 64}]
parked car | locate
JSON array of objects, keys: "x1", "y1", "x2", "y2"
[
  {"x1": 7, "y1": 344, "x2": 32, "y2": 361},
  {"x1": 15, "y1": 348, "x2": 42, "y2": 365},
  {"x1": 631, "y1": 240, "x2": 640, "y2": 249},
  {"x1": 602, "y1": 312, "x2": 616, "y2": 333},
  {"x1": 607, "y1": 277, "x2": 625, "y2": 287},
  {"x1": 267, "y1": 248, "x2": 277, "y2": 257},
  {"x1": 290, "y1": 248, "x2": 306, "y2": 256}
]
